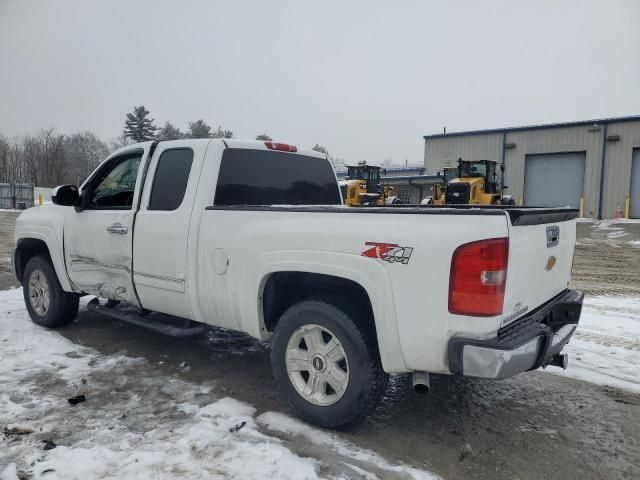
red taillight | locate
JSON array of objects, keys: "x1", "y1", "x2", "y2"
[
  {"x1": 265, "y1": 141, "x2": 297, "y2": 153},
  {"x1": 449, "y1": 237, "x2": 508, "y2": 317}
]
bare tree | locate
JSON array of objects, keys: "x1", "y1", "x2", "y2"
[
  {"x1": 63, "y1": 132, "x2": 110, "y2": 185},
  {"x1": 109, "y1": 134, "x2": 133, "y2": 152},
  {"x1": 0, "y1": 135, "x2": 9, "y2": 183}
]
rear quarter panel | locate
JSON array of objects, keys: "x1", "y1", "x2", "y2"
[{"x1": 194, "y1": 207, "x2": 509, "y2": 374}]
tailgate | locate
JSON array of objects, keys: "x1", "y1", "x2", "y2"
[{"x1": 501, "y1": 208, "x2": 578, "y2": 328}]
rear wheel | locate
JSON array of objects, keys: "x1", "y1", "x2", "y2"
[
  {"x1": 271, "y1": 298, "x2": 388, "y2": 427},
  {"x1": 23, "y1": 255, "x2": 79, "y2": 328}
]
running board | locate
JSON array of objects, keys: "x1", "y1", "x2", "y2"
[{"x1": 87, "y1": 298, "x2": 205, "y2": 337}]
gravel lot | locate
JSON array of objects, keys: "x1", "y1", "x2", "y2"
[{"x1": 1, "y1": 210, "x2": 639, "y2": 479}]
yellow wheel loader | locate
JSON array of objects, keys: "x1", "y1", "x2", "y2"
[
  {"x1": 428, "y1": 159, "x2": 514, "y2": 206},
  {"x1": 339, "y1": 162, "x2": 398, "y2": 206}
]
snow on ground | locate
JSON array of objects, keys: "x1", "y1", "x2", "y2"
[
  {"x1": 547, "y1": 296, "x2": 640, "y2": 393},
  {"x1": 2, "y1": 285, "x2": 638, "y2": 480},
  {"x1": 0, "y1": 288, "x2": 435, "y2": 480}
]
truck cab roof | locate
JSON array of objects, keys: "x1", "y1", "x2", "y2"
[{"x1": 116, "y1": 139, "x2": 326, "y2": 161}]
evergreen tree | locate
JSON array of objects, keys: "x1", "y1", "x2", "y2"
[
  {"x1": 187, "y1": 119, "x2": 212, "y2": 138},
  {"x1": 158, "y1": 121, "x2": 184, "y2": 140},
  {"x1": 123, "y1": 106, "x2": 158, "y2": 142},
  {"x1": 211, "y1": 126, "x2": 234, "y2": 139},
  {"x1": 255, "y1": 133, "x2": 272, "y2": 141}
]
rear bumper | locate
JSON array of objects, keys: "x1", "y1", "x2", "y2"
[{"x1": 448, "y1": 289, "x2": 584, "y2": 379}]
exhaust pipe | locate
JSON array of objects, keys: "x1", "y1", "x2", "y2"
[
  {"x1": 412, "y1": 372, "x2": 430, "y2": 393},
  {"x1": 548, "y1": 353, "x2": 569, "y2": 370}
]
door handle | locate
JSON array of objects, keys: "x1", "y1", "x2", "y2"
[{"x1": 106, "y1": 223, "x2": 128, "y2": 234}]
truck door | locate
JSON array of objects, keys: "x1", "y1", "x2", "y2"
[
  {"x1": 63, "y1": 144, "x2": 153, "y2": 306},
  {"x1": 131, "y1": 141, "x2": 207, "y2": 318}
]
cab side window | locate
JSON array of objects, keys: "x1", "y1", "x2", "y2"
[
  {"x1": 88, "y1": 154, "x2": 142, "y2": 209},
  {"x1": 148, "y1": 149, "x2": 194, "y2": 211}
]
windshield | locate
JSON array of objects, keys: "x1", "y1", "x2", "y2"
[
  {"x1": 443, "y1": 168, "x2": 457, "y2": 182},
  {"x1": 347, "y1": 166, "x2": 380, "y2": 183},
  {"x1": 89, "y1": 154, "x2": 141, "y2": 208},
  {"x1": 459, "y1": 162, "x2": 487, "y2": 178}
]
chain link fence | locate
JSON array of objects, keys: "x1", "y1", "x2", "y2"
[{"x1": 0, "y1": 183, "x2": 34, "y2": 209}]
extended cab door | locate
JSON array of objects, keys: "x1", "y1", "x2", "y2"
[
  {"x1": 131, "y1": 140, "x2": 208, "y2": 318},
  {"x1": 63, "y1": 144, "x2": 152, "y2": 305}
]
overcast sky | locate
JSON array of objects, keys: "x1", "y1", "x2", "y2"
[{"x1": 1, "y1": 0, "x2": 639, "y2": 165}]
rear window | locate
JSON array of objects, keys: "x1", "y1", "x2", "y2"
[{"x1": 214, "y1": 149, "x2": 341, "y2": 206}]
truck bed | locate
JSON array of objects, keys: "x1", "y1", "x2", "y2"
[{"x1": 206, "y1": 204, "x2": 579, "y2": 226}]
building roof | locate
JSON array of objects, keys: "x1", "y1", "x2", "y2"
[
  {"x1": 381, "y1": 175, "x2": 441, "y2": 182},
  {"x1": 423, "y1": 115, "x2": 640, "y2": 140}
]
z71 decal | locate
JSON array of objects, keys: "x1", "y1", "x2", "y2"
[{"x1": 361, "y1": 242, "x2": 413, "y2": 265}]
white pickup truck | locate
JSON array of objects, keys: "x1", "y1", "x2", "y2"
[{"x1": 13, "y1": 139, "x2": 583, "y2": 427}]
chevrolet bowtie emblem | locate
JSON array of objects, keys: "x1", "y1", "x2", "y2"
[{"x1": 545, "y1": 255, "x2": 557, "y2": 271}]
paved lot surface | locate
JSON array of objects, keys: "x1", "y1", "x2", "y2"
[{"x1": 1, "y1": 210, "x2": 639, "y2": 479}]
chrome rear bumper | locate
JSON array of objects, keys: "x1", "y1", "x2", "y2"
[{"x1": 448, "y1": 289, "x2": 583, "y2": 379}]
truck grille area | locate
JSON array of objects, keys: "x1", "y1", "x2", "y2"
[{"x1": 445, "y1": 183, "x2": 470, "y2": 204}]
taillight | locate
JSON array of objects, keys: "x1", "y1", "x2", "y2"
[
  {"x1": 264, "y1": 141, "x2": 297, "y2": 153},
  {"x1": 449, "y1": 237, "x2": 508, "y2": 316}
]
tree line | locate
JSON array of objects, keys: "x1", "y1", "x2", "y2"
[
  {"x1": 0, "y1": 105, "x2": 341, "y2": 187},
  {"x1": 0, "y1": 129, "x2": 110, "y2": 188},
  {"x1": 123, "y1": 106, "x2": 237, "y2": 142}
]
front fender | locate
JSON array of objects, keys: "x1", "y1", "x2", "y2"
[
  {"x1": 14, "y1": 206, "x2": 73, "y2": 292},
  {"x1": 253, "y1": 250, "x2": 407, "y2": 373}
]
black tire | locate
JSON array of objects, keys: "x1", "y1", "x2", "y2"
[
  {"x1": 271, "y1": 298, "x2": 388, "y2": 428},
  {"x1": 22, "y1": 255, "x2": 79, "y2": 328}
]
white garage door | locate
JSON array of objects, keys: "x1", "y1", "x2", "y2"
[
  {"x1": 524, "y1": 152, "x2": 586, "y2": 208},
  {"x1": 631, "y1": 149, "x2": 640, "y2": 218}
]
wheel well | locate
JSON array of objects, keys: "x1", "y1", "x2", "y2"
[
  {"x1": 14, "y1": 238, "x2": 51, "y2": 283},
  {"x1": 262, "y1": 271, "x2": 377, "y2": 338}
]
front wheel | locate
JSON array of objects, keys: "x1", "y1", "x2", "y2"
[
  {"x1": 23, "y1": 255, "x2": 79, "y2": 328},
  {"x1": 270, "y1": 298, "x2": 388, "y2": 428}
]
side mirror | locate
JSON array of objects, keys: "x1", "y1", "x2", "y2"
[
  {"x1": 502, "y1": 185, "x2": 509, "y2": 190},
  {"x1": 51, "y1": 185, "x2": 79, "y2": 206},
  {"x1": 500, "y1": 164, "x2": 505, "y2": 172}
]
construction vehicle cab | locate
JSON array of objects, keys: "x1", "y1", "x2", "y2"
[
  {"x1": 430, "y1": 159, "x2": 514, "y2": 205},
  {"x1": 339, "y1": 162, "x2": 396, "y2": 206}
]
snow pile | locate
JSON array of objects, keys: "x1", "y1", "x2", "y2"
[
  {"x1": 549, "y1": 295, "x2": 640, "y2": 393},
  {"x1": 0, "y1": 288, "x2": 434, "y2": 479}
]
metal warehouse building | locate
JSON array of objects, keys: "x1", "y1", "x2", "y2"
[{"x1": 423, "y1": 116, "x2": 640, "y2": 219}]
